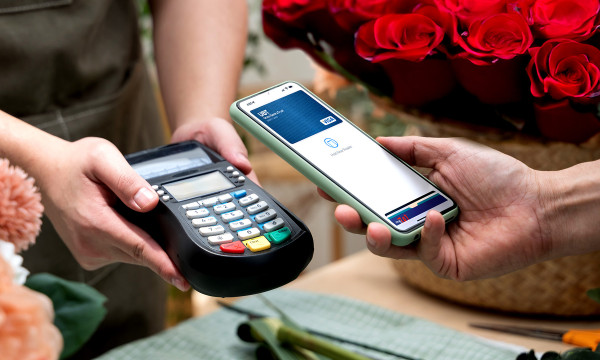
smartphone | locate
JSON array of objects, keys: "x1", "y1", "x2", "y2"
[{"x1": 230, "y1": 81, "x2": 459, "y2": 246}]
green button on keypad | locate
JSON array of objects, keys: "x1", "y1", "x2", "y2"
[{"x1": 265, "y1": 227, "x2": 291, "y2": 244}]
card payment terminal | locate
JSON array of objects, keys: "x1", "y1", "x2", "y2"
[{"x1": 116, "y1": 141, "x2": 313, "y2": 297}]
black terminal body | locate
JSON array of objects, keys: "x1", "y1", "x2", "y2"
[{"x1": 116, "y1": 141, "x2": 313, "y2": 297}]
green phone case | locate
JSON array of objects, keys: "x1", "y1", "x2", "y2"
[{"x1": 230, "y1": 81, "x2": 459, "y2": 246}]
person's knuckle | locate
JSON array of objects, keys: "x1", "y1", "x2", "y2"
[
  {"x1": 116, "y1": 172, "x2": 137, "y2": 192},
  {"x1": 72, "y1": 247, "x2": 105, "y2": 270},
  {"x1": 132, "y1": 242, "x2": 146, "y2": 262},
  {"x1": 81, "y1": 137, "x2": 115, "y2": 161},
  {"x1": 154, "y1": 263, "x2": 172, "y2": 281}
]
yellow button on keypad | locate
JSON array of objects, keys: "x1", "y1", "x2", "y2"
[{"x1": 243, "y1": 236, "x2": 271, "y2": 252}]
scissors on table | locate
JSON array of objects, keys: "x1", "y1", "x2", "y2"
[{"x1": 470, "y1": 323, "x2": 600, "y2": 351}]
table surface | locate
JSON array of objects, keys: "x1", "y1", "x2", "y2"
[{"x1": 285, "y1": 250, "x2": 599, "y2": 354}]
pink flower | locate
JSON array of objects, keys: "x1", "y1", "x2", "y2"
[
  {"x1": 0, "y1": 283, "x2": 63, "y2": 360},
  {"x1": 0, "y1": 159, "x2": 44, "y2": 252}
]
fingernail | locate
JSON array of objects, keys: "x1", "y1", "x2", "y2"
[
  {"x1": 134, "y1": 187, "x2": 156, "y2": 209},
  {"x1": 172, "y1": 278, "x2": 188, "y2": 292},
  {"x1": 366, "y1": 233, "x2": 376, "y2": 248},
  {"x1": 237, "y1": 152, "x2": 251, "y2": 166}
]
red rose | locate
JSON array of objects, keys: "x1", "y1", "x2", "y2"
[
  {"x1": 455, "y1": 12, "x2": 533, "y2": 65},
  {"x1": 355, "y1": 13, "x2": 445, "y2": 62},
  {"x1": 528, "y1": 39, "x2": 600, "y2": 103},
  {"x1": 327, "y1": 0, "x2": 419, "y2": 32},
  {"x1": 519, "y1": 0, "x2": 600, "y2": 40},
  {"x1": 262, "y1": 0, "x2": 393, "y2": 97},
  {"x1": 413, "y1": 1, "x2": 457, "y2": 45},
  {"x1": 434, "y1": 0, "x2": 510, "y2": 25},
  {"x1": 262, "y1": 0, "x2": 327, "y2": 22},
  {"x1": 262, "y1": 1, "x2": 336, "y2": 72}
]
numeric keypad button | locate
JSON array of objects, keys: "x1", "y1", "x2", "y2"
[
  {"x1": 214, "y1": 202, "x2": 236, "y2": 214},
  {"x1": 221, "y1": 210, "x2": 244, "y2": 222},
  {"x1": 229, "y1": 219, "x2": 252, "y2": 231},
  {"x1": 255, "y1": 209, "x2": 277, "y2": 224},
  {"x1": 208, "y1": 232, "x2": 234, "y2": 245},
  {"x1": 186, "y1": 208, "x2": 210, "y2": 219},
  {"x1": 237, "y1": 227, "x2": 260, "y2": 240},
  {"x1": 247, "y1": 201, "x2": 268, "y2": 215},
  {"x1": 263, "y1": 218, "x2": 285, "y2": 232},
  {"x1": 192, "y1": 216, "x2": 217, "y2": 227},
  {"x1": 199, "y1": 225, "x2": 225, "y2": 237},
  {"x1": 239, "y1": 194, "x2": 259, "y2": 207}
]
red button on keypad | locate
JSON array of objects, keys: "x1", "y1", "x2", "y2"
[{"x1": 220, "y1": 241, "x2": 246, "y2": 254}]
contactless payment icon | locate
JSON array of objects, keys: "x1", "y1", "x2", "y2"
[{"x1": 324, "y1": 138, "x2": 338, "y2": 148}]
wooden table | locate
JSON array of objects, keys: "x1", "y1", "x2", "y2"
[{"x1": 286, "y1": 250, "x2": 599, "y2": 354}]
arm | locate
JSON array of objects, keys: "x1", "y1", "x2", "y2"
[
  {"x1": 540, "y1": 160, "x2": 600, "y2": 257},
  {"x1": 0, "y1": 111, "x2": 189, "y2": 290},
  {"x1": 149, "y1": 0, "x2": 255, "y2": 178},
  {"x1": 333, "y1": 136, "x2": 600, "y2": 280}
]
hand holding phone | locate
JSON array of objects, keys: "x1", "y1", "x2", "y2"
[
  {"x1": 231, "y1": 82, "x2": 459, "y2": 246},
  {"x1": 333, "y1": 135, "x2": 560, "y2": 281}
]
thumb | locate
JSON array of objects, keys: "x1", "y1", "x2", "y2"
[
  {"x1": 418, "y1": 210, "x2": 453, "y2": 278},
  {"x1": 91, "y1": 147, "x2": 159, "y2": 212}
]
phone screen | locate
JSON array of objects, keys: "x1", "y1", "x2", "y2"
[{"x1": 238, "y1": 82, "x2": 456, "y2": 232}]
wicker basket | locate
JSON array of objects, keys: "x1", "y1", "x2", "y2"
[
  {"x1": 380, "y1": 104, "x2": 600, "y2": 316},
  {"x1": 393, "y1": 254, "x2": 600, "y2": 316}
]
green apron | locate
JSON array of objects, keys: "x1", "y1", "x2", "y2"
[{"x1": 0, "y1": 1, "x2": 169, "y2": 358}]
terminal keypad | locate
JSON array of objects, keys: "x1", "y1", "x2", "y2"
[{"x1": 172, "y1": 189, "x2": 290, "y2": 254}]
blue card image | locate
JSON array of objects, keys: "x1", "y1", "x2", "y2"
[{"x1": 251, "y1": 91, "x2": 342, "y2": 144}]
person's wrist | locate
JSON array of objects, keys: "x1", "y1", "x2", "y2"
[
  {"x1": 533, "y1": 169, "x2": 566, "y2": 259},
  {"x1": 536, "y1": 161, "x2": 600, "y2": 258}
]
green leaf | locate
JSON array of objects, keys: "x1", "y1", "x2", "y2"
[
  {"x1": 25, "y1": 273, "x2": 107, "y2": 359},
  {"x1": 540, "y1": 351, "x2": 562, "y2": 360},
  {"x1": 517, "y1": 350, "x2": 541, "y2": 360},
  {"x1": 587, "y1": 288, "x2": 600, "y2": 304},
  {"x1": 562, "y1": 348, "x2": 600, "y2": 359},
  {"x1": 519, "y1": 348, "x2": 600, "y2": 360}
]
